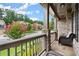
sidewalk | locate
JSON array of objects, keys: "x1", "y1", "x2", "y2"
[{"x1": 0, "y1": 29, "x2": 5, "y2": 35}]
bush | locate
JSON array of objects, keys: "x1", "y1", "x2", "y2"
[
  {"x1": 20, "y1": 22, "x2": 27, "y2": 32},
  {"x1": 6, "y1": 22, "x2": 23, "y2": 39},
  {"x1": 27, "y1": 23, "x2": 32, "y2": 31}
]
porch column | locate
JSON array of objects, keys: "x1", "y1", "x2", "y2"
[{"x1": 44, "y1": 3, "x2": 51, "y2": 51}]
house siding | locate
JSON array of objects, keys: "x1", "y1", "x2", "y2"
[
  {"x1": 73, "y1": 4, "x2": 79, "y2": 55},
  {"x1": 56, "y1": 4, "x2": 72, "y2": 39}
]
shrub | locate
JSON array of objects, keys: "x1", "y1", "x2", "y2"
[
  {"x1": 6, "y1": 22, "x2": 23, "y2": 39},
  {"x1": 20, "y1": 22, "x2": 27, "y2": 32},
  {"x1": 27, "y1": 23, "x2": 32, "y2": 31}
]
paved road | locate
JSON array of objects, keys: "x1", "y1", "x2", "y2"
[{"x1": 0, "y1": 34, "x2": 12, "y2": 44}]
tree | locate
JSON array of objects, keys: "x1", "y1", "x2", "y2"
[
  {"x1": 3, "y1": 17, "x2": 12, "y2": 24},
  {"x1": 0, "y1": 9, "x2": 3, "y2": 19},
  {"x1": 24, "y1": 16, "x2": 33, "y2": 24},
  {"x1": 3, "y1": 9, "x2": 33, "y2": 25},
  {"x1": 6, "y1": 10, "x2": 16, "y2": 20},
  {"x1": 27, "y1": 23, "x2": 32, "y2": 31},
  {"x1": 3, "y1": 9, "x2": 17, "y2": 24},
  {"x1": 34, "y1": 20, "x2": 43, "y2": 25},
  {"x1": 16, "y1": 14, "x2": 24, "y2": 21},
  {"x1": 49, "y1": 18, "x2": 54, "y2": 30}
]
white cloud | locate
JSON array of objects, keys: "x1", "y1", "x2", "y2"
[
  {"x1": 16, "y1": 11, "x2": 26, "y2": 15},
  {"x1": 0, "y1": 4, "x2": 11, "y2": 9},
  {"x1": 0, "y1": 4, "x2": 29, "y2": 15},
  {"x1": 30, "y1": 17, "x2": 38, "y2": 21},
  {"x1": 4, "y1": 6, "x2": 11, "y2": 9},
  {"x1": 36, "y1": 10, "x2": 40, "y2": 14},
  {"x1": 13, "y1": 3, "x2": 29, "y2": 15},
  {"x1": 26, "y1": 11, "x2": 32, "y2": 15},
  {"x1": 0, "y1": 3, "x2": 38, "y2": 15},
  {"x1": 29, "y1": 3, "x2": 38, "y2": 5},
  {"x1": 17, "y1": 4, "x2": 29, "y2": 11},
  {"x1": 0, "y1": 4, "x2": 26, "y2": 15},
  {"x1": 15, "y1": 3, "x2": 38, "y2": 15}
]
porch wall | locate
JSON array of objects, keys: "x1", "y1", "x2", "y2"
[
  {"x1": 56, "y1": 4, "x2": 79, "y2": 55},
  {"x1": 57, "y1": 17, "x2": 72, "y2": 39},
  {"x1": 56, "y1": 4, "x2": 72, "y2": 39}
]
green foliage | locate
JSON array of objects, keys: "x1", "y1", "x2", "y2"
[
  {"x1": 0, "y1": 9, "x2": 3, "y2": 19},
  {"x1": 37, "y1": 21, "x2": 43, "y2": 25},
  {"x1": 17, "y1": 14, "x2": 24, "y2": 21},
  {"x1": 6, "y1": 22, "x2": 23, "y2": 39},
  {"x1": 24, "y1": 16, "x2": 33, "y2": 24},
  {"x1": 27, "y1": 23, "x2": 32, "y2": 31},
  {"x1": 3, "y1": 9, "x2": 33, "y2": 24},
  {"x1": 6, "y1": 10, "x2": 16, "y2": 20},
  {"x1": 3, "y1": 17, "x2": 12, "y2": 24},
  {"x1": 3, "y1": 10, "x2": 16, "y2": 24},
  {"x1": 34, "y1": 20, "x2": 43, "y2": 25},
  {"x1": 49, "y1": 18, "x2": 54, "y2": 30}
]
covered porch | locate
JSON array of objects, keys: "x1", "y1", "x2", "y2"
[{"x1": 0, "y1": 3, "x2": 77, "y2": 56}]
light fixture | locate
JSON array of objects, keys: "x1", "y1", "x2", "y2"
[{"x1": 60, "y1": 3, "x2": 65, "y2": 8}]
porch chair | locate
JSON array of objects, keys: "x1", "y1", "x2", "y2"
[{"x1": 58, "y1": 33, "x2": 76, "y2": 47}]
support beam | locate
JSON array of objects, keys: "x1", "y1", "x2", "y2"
[
  {"x1": 43, "y1": 3, "x2": 51, "y2": 51},
  {"x1": 46, "y1": 4, "x2": 51, "y2": 51},
  {"x1": 49, "y1": 3, "x2": 60, "y2": 20}
]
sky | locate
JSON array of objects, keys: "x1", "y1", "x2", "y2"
[
  {"x1": 0, "y1": 3, "x2": 46, "y2": 21},
  {"x1": 0, "y1": 3, "x2": 45, "y2": 21}
]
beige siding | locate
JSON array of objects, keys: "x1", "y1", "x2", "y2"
[{"x1": 57, "y1": 14, "x2": 72, "y2": 39}]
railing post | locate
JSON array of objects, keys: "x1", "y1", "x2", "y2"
[
  {"x1": 44, "y1": 3, "x2": 51, "y2": 52},
  {"x1": 47, "y1": 30, "x2": 51, "y2": 51},
  {"x1": 44, "y1": 35, "x2": 47, "y2": 52},
  {"x1": 47, "y1": 3, "x2": 51, "y2": 51},
  {"x1": 7, "y1": 48, "x2": 10, "y2": 56}
]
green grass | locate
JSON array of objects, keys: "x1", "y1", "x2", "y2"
[{"x1": 21, "y1": 30, "x2": 35, "y2": 37}]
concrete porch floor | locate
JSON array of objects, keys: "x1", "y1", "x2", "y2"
[{"x1": 51, "y1": 41, "x2": 76, "y2": 56}]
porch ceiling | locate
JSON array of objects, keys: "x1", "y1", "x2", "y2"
[
  {"x1": 40, "y1": 3, "x2": 75, "y2": 20},
  {"x1": 40, "y1": 3, "x2": 60, "y2": 19},
  {"x1": 49, "y1": 3, "x2": 60, "y2": 19},
  {"x1": 40, "y1": 3, "x2": 54, "y2": 16}
]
